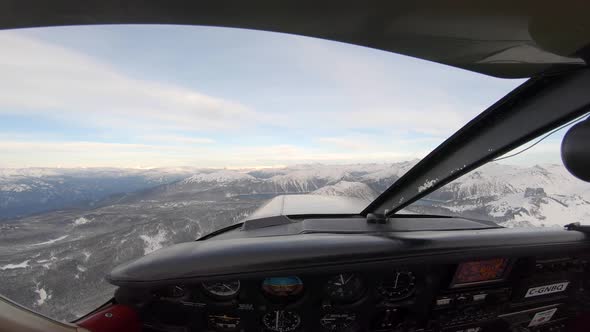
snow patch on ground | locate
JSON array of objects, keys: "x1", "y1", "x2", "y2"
[
  {"x1": 0, "y1": 260, "x2": 29, "y2": 270},
  {"x1": 33, "y1": 283, "x2": 52, "y2": 306},
  {"x1": 139, "y1": 229, "x2": 168, "y2": 255},
  {"x1": 447, "y1": 203, "x2": 481, "y2": 213},
  {"x1": 73, "y1": 217, "x2": 92, "y2": 225},
  {"x1": 30, "y1": 235, "x2": 69, "y2": 247},
  {"x1": 82, "y1": 251, "x2": 91, "y2": 261},
  {"x1": 36, "y1": 255, "x2": 58, "y2": 269}
]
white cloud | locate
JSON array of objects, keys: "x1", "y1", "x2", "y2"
[
  {"x1": 139, "y1": 135, "x2": 215, "y2": 145},
  {"x1": 286, "y1": 36, "x2": 523, "y2": 136},
  {"x1": 495, "y1": 141, "x2": 563, "y2": 166},
  {"x1": 0, "y1": 27, "x2": 526, "y2": 168},
  {"x1": 317, "y1": 135, "x2": 421, "y2": 150},
  {"x1": 0, "y1": 140, "x2": 425, "y2": 168},
  {"x1": 0, "y1": 32, "x2": 260, "y2": 131},
  {"x1": 0, "y1": 140, "x2": 203, "y2": 168},
  {"x1": 224, "y1": 144, "x2": 426, "y2": 165},
  {"x1": 317, "y1": 137, "x2": 371, "y2": 150}
]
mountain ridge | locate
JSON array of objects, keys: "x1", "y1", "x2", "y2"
[{"x1": 2, "y1": 162, "x2": 589, "y2": 226}]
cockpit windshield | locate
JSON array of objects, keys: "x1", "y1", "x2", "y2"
[{"x1": 0, "y1": 24, "x2": 528, "y2": 321}]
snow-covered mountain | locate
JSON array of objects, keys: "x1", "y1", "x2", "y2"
[
  {"x1": 111, "y1": 163, "x2": 415, "y2": 205},
  {"x1": 413, "y1": 163, "x2": 590, "y2": 227},
  {"x1": 182, "y1": 170, "x2": 256, "y2": 184},
  {"x1": 0, "y1": 167, "x2": 199, "y2": 219},
  {"x1": 311, "y1": 181, "x2": 378, "y2": 201},
  {"x1": 110, "y1": 162, "x2": 590, "y2": 228},
  {"x1": 2, "y1": 162, "x2": 589, "y2": 226}
]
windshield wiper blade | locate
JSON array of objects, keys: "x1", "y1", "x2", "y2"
[{"x1": 363, "y1": 68, "x2": 590, "y2": 217}]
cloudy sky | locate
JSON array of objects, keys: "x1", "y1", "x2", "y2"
[{"x1": 0, "y1": 24, "x2": 560, "y2": 169}]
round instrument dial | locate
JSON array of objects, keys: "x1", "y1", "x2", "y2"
[
  {"x1": 262, "y1": 276, "x2": 304, "y2": 298},
  {"x1": 207, "y1": 313, "x2": 241, "y2": 331},
  {"x1": 262, "y1": 310, "x2": 301, "y2": 332},
  {"x1": 202, "y1": 280, "x2": 240, "y2": 300},
  {"x1": 320, "y1": 312, "x2": 358, "y2": 332},
  {"x1": 377, "y1": 270, "x2": 415, "y2": 301},
  {"x1": 324, "y1": 273, "x2": 365, "y2": 303}
]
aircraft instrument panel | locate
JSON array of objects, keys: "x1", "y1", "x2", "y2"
[{"x1": 116, "y1": 254, "x2": 590, "y2": 332}]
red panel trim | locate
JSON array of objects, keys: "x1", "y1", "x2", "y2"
[{"x1": 77, "y1": 304, "x2": 141, "y2": 332}]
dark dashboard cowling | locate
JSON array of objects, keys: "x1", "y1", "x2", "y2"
[
  {"x1": 107, "y1": 222, "x2": 587, "y2": 286},
  {"x1": 107, "y1": 218, "x2": 590, "y2": 332}
]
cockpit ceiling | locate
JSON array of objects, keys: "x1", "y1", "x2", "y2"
[{"x1": 0, "y1": 1, "x2": 588, "y2": 78}]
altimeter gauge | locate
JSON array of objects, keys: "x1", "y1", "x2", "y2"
[
  {"x1": 377, "y1": 270, "x2": 416, "y2": 301},
  {"x1": 202, "y1": 280, "x2": 241, "y2": 300},
  {"x1": 324, "y1": 273, "x2": 365, "y2": 303}
]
